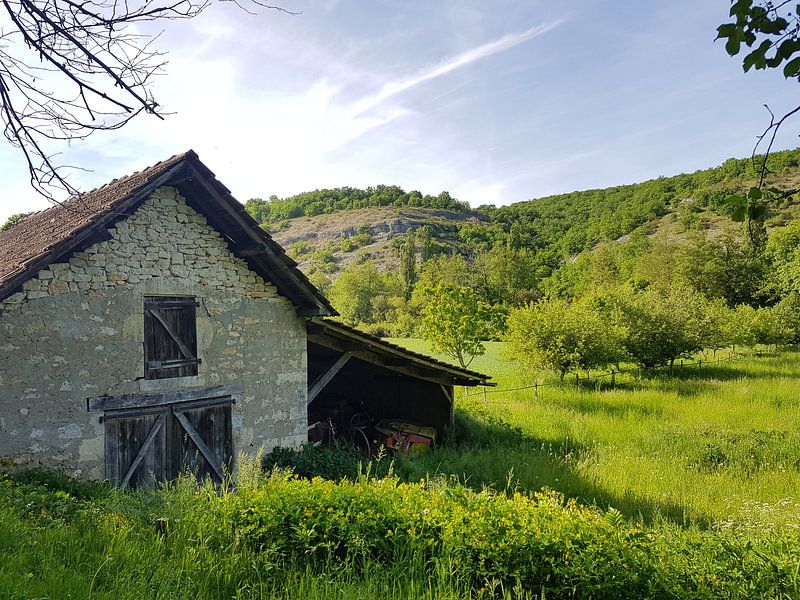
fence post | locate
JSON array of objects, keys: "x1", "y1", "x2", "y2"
[
  {"x1": 534, "y1": 380, "x2": 539, "y2": 402},
  {"x1": 483, "y1": 386, "x2": 487, "y2": 404},
  {"x1": 680, "y1": 359, "x2": 683, "y2": 370},
  {"x1": 575, "y1": 372, "x2": 580, "y2": 390},
  {"x1": 611, "y1": 369, "x2": 615, "y2": 389},
  {"x1": 698, "y1": 359, "x2": 702, "y2": 372}
]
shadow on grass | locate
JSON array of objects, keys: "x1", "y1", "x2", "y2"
[
  {"x1": 395, "y1": 409, "x2": 710, "y2": 528},
  {"x1": 541, "y1": 395, "x2": 667, "y2": 420},
  {"x1": 266, "y1": 409, "x2": 703, "y2": 526}
]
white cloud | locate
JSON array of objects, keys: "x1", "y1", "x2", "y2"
[{"x1": 349, "y1": 21, "x2": 564, "y2": 118}]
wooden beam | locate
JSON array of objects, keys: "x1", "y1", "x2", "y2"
[
  {"x1": 307, "y1": 352, "x2": 352, "y2": 405},
  {"x1": 440, "y1": 385, "x2": 455, "y2": 427},
  {"x1": 309, "y1": 333, "x2": 454, "y2": 386},
  {"x1": 236, "y1": 247, "x2": 266, "y2": 257},
  {"x1": 88, "y1": 384, "x2": 241, "y2": 412}
]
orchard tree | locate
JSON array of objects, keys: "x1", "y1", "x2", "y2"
[
  {"x1": 0, "y1": 0, "x2": 292, "y2": 200},
  {"x1": 772, "y1": 293, "x2": 800, "y2": 343},
  {"x1": 751, "y1": 305, "x2": 792, "y2": 348},
  {"x1": 421, "y1": 284, "x2": 505, "y2": 368},
  {"x1": 611, "y1": 286, "x2": 706, "y2": 369},
  {"x1": 731, "y1": 304, "x2": 759, "y2": 349},
  {"x1": 505, "y1": 299, "x2": 627, "y2": 380},
  {"x1": 698, "y1": 299, "x2": 736, "y2": 356}
]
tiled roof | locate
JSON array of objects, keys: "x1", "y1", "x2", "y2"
[
  {"x1": 0, "y1": 152, "x2": 189, "y2": 286},
  {"x1": 0, "y1": 150, "x2": 334, "y2": 315}
]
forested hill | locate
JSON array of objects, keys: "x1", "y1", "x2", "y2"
[
  {"x1": 245, "y1": 149, "x2": 800, "y2": 278},
  {"x1": 245, "y1": 185, "x2": 471, "y2": 223}
]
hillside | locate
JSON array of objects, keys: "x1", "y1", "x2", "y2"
[
  {"x1": 269, "y1": 206, "x2": 488, "y2": 275},
  {"x1": 247, "y1": 149, "x2": 800, "y2": 283}
]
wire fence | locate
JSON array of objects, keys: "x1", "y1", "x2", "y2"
[{"x1": 463, "y1": 348, "x2": 773, "y2": 405}]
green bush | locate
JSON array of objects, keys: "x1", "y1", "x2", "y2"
[{"x1": 188, "y1": 468, "x2": 800, "y2": 599}]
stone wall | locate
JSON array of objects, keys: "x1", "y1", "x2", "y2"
[{"x1": 0, "y1": 187, "x2": 308, "y2": 479}]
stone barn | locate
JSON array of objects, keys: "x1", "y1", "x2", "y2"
[{"x1": 0, "y1": 151, "x2": 490, "y2": 487}]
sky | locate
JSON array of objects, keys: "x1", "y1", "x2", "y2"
[{"x1": 1, "y1": 0, "x2": 799, "y2": 223}]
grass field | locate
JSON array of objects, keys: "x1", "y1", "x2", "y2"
[
  {"x1": 2, "y1": 344, "x2": 800, "y2": 598},
  {"x1": 388, "y1": 340, "x2": 800, "y2": 528}
]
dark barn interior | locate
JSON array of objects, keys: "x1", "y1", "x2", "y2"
[{"x1": 306, "y1": 319, "x2": 491, "y2": 449}]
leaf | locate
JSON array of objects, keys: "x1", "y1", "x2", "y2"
[
  {"x1": 778, "y1": 38, "x2": 800, "y2": 60},
  {"x1": 783, "y1": 56, "x2": 800, "y2": 77},
  {"x1": 726, "y1": 37, "x2": 742, "y2": 56},
  {"x1": 750, "y1": 204, "x2": 767, "y2": 220},
  {"x1": 716, "y1": 23, "x2": 738, "y2": 39},
  {"x1": 759, "y1": 17, "x2": 789, "y2": 35},
  {"x1": 747, "y1": 186, "x2": 763, "y2": 200},
  {"x1": 732, "y1": 205, "x2": 747, "y2": 222},
  {"x1": 723, "y1": 194, "x2": 744, "y2": 206}
]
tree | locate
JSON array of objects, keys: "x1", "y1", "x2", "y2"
[
  {"x1": 697, "y1": 299, "x2": 736, "y2": 356},
  {"x1": 765, "y1": 219, "x2": 800, "y2": 296},
  {"x1": 505, "y1": 299, "x2": 627, "y2": 380},
  {"x1": 400, "y1": 229, "x2": 417, "y2": 300},
  {"x1": 609, "y1": 286, "x2": 707, "y2": 369},
  {"x1": 0, "y1": 0, "x2": 292, "y2": 200},
  {"x1": 0, "y1": 212, "x2": 30, "y2": 232},
  {"x1": 417, "y1": 225, "x2": 434, "y2": 262},
  {"x1": 674, "y1": 230, "x2": 767, "y2": 306},
  {"x1": 421, "y1": 284, "x2": 504, "y2": 368},
  {"x1": 328, "y1": 262, "x2": 388, "y2": 326},
  {"x1": 473, "y1": 245, "x2": 539, "y2": 306}
]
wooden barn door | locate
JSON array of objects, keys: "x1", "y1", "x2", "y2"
[
  {"x1": 169, "y1": 399, "x2": 233, "y2": 484},
  {"x1": 102, "y1": 395, "x2": 233, "y2": 488},
  {"x1": 105, "y1": 409, "x2": 167, "y2": 489}
]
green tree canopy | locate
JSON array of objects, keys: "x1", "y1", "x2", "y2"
[
  {"x1": 421, "y1": 284, "x2": 505, "y2": 368},
  {"x1": 505, "y1": 299, "x2": 627, "y2": 380}
]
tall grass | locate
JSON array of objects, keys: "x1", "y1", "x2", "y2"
[
  {"x1": 1, "y1": 467, "x2": 798, "y2": 599},
  {"x1": 388, "y1": 341, "x2": 800, "y2": 527}
]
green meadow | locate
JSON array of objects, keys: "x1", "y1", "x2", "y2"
[
  {"x1": 2, "y1": 344, "x2": 799, "y2": 599},
  {"x1": 391, "y1": 340, "x2": 800, "y2": 528}
]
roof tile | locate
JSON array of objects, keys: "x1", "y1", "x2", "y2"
[{"x1": 0, "y1": 151, "x2": 190, "y2": 285}]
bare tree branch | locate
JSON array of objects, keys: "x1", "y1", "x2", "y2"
[
  {"x1": 0, "y1": 0, "x2": 296, "y2": 203},
  {"x1": 752, "y1": 102, "x2": 800, "y2": 188}
]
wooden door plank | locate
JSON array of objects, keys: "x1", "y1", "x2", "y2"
[
  {"x1": 173, "y1": 410, "x2": 224, "y2": 482},
  {"x1": 307, "y1": 351, "x2": 352, "y2": 405},
  {"x1": 146, "y1": 308, "x2": 195, "y2": 359},
  {"x1": 120, "y1": 414, "x2": 164, "y2": 489},
  {"x1": 88, "y1": 385, "x2": 240, "y2": 412}
]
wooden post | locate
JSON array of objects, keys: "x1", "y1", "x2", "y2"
[
  {"x1": 610, "y1": 370, "x2": 615, "y2": 388},
  {"x1": 534, "y1": 380, "x2": 539, "y2": 402},
  {"x1": 680, "y1": 359, "x2": 683, "y2": 369},
  {"x1": 483, "y1": 386, "x2": 487, "y2": 404},
  {"x1": 698, "y1": 359, "x2": 702, "y2": 372},
  {"x1": 575, "y1": 372, "x2": 580, "y2": 390}
]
